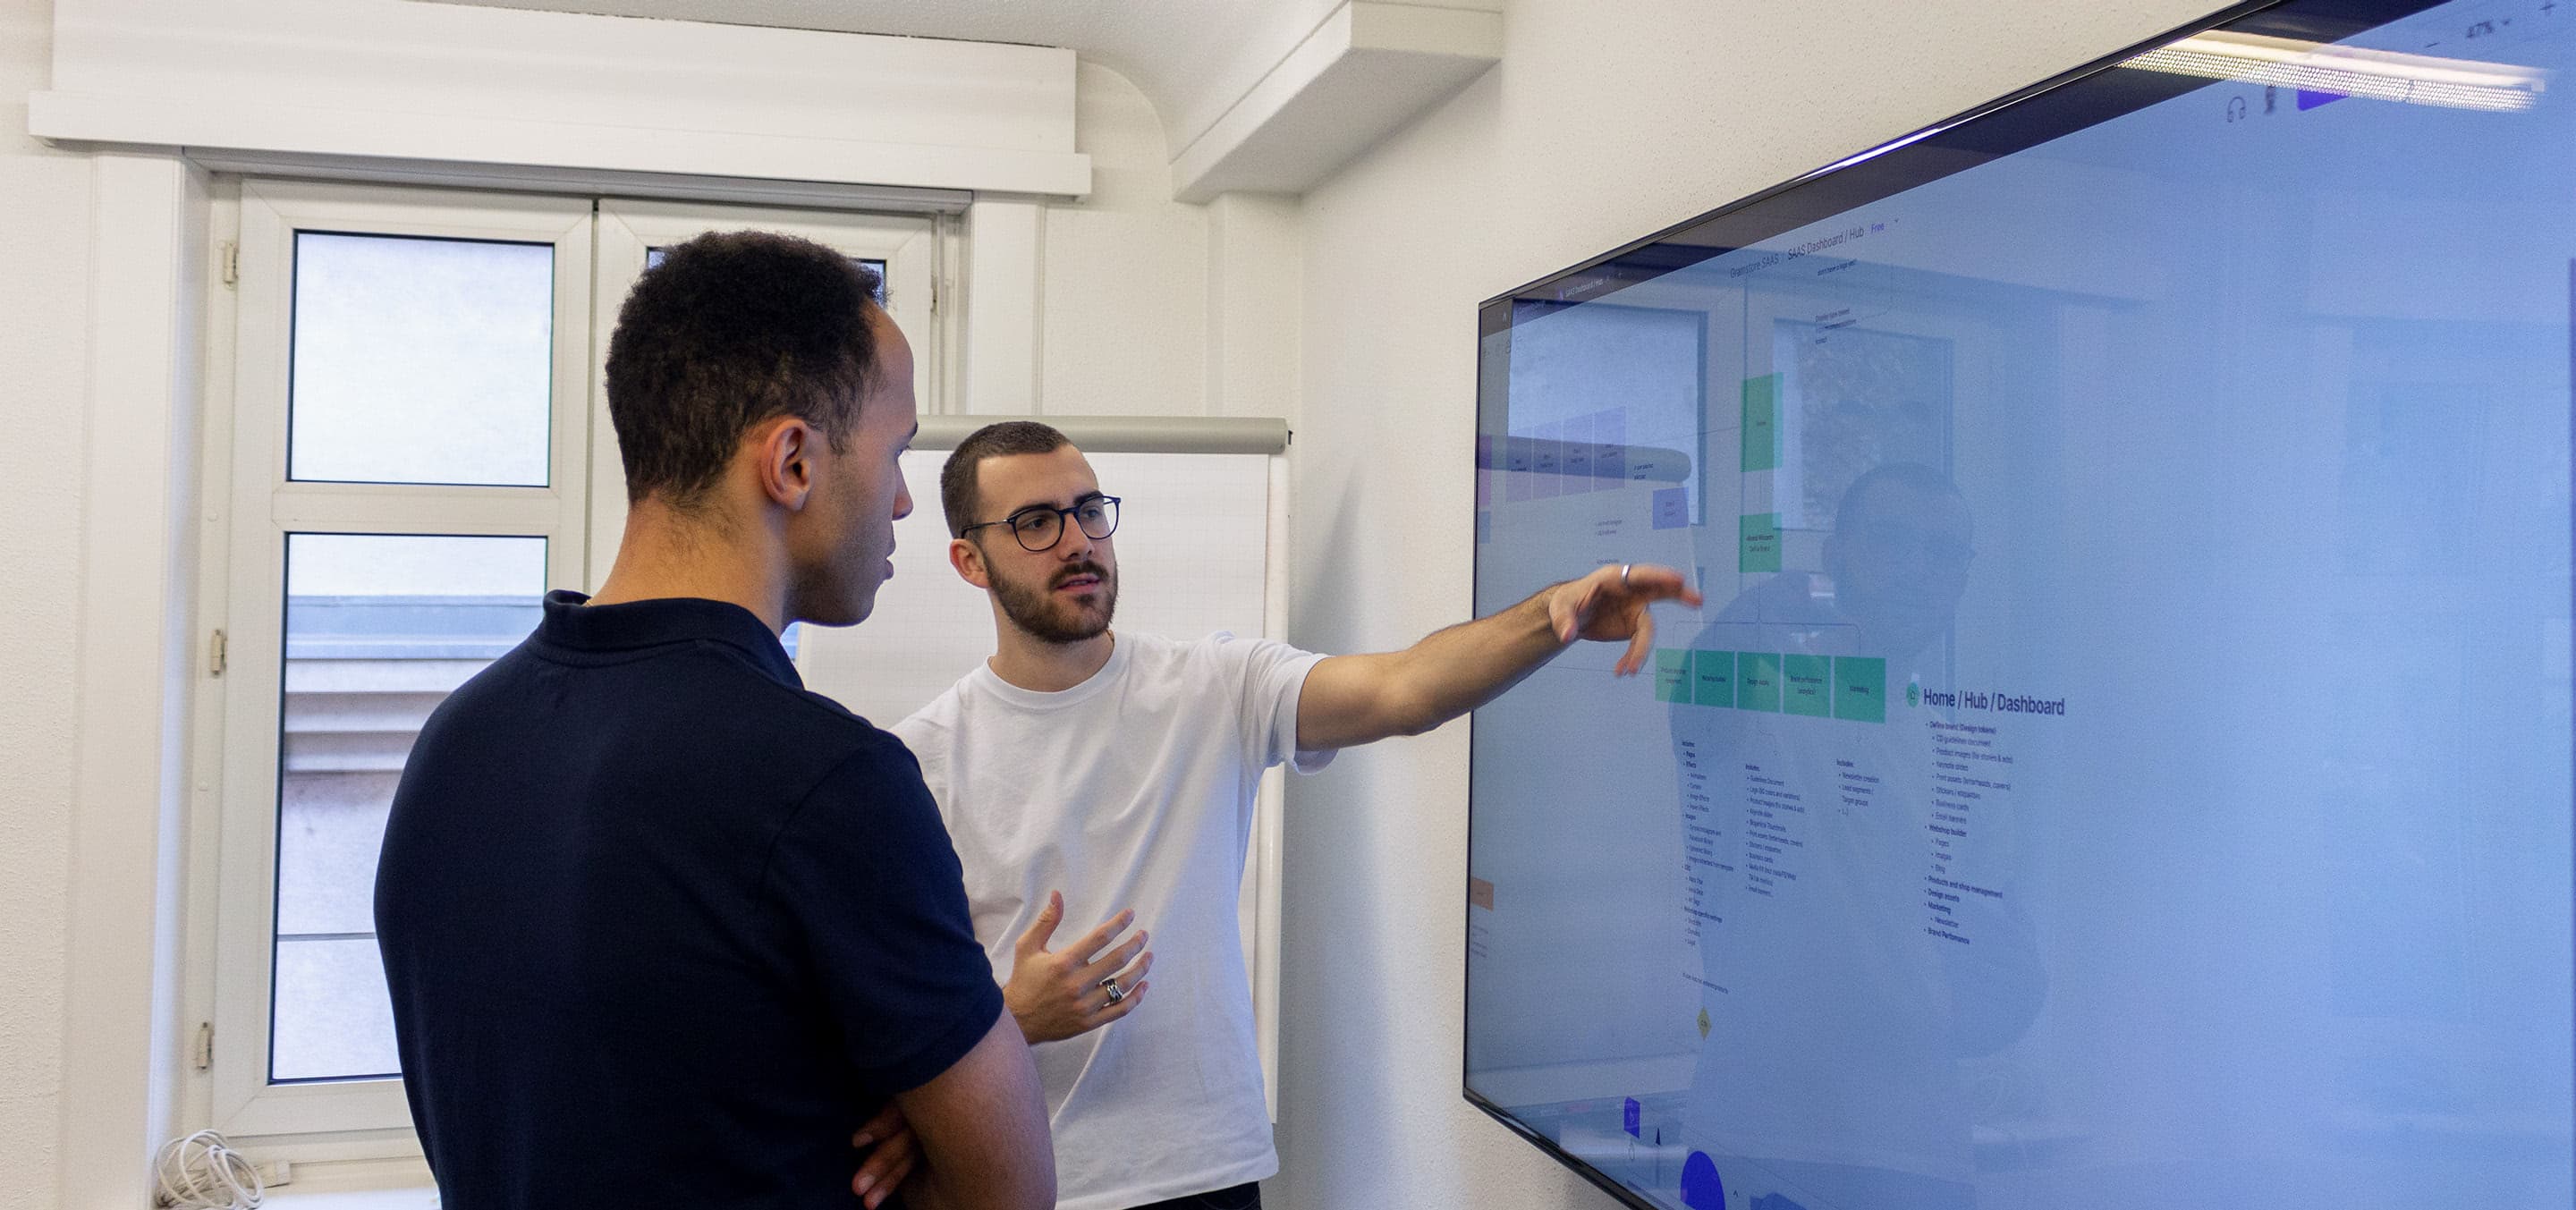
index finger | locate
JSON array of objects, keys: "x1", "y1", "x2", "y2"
[
  {"x1": 1063, "y1": 908, "x2": 1139, "y2": 965},
  {"x1": 1075, "y1": 930, "x2": 1148, "y2": 984},
  {"x1": 851, "y1": 1122, "x2": 919, "y2": 1209},
  {"x1": 850, "y1": 1100, "x2": 904, "y2": 1147},
  {"x1": 1622, "y1": 563, "x2": 1703, "y2": 607}
]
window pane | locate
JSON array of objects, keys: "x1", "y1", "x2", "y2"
[
  {"x1": 644, "y1": 247, "x2": 887, "y2": 303},
  {"x1": 272, "y1": 533, "x2": 546, "y2": 1083},
  {"x1": 290, "y1": 233, "x2": 554, "y2": 487},
  {"x1": 272, "y1": 938, "x2": 402, "y2": 1083}
]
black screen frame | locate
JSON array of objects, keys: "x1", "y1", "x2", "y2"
[{"x1": 1459, "y1": 3, "x2": 2477, "y2": 1206}]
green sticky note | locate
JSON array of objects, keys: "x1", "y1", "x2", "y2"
[
  {"x1": 1691, "y1": 649, "x2": 1735, "y2": 707},
  {"x1": 1835, "y1": 656, "x2": 1887, "y2": 723},
  {"x1": 1737, "y1": 652, "x2": 1783, "y2": 712},
  {"x1": 1656, "y1": 649, "x2": 1690, "y2": 703},
  {"x1": 1739, "y1": 512, "x2": 1782, "y2": 574},
  {"x1": 1741, "y1": 374, "x2": 1780, "y2": 472},
  {"x1": 1783, "y1": 654, "x2": 1832, "y2": 717}
]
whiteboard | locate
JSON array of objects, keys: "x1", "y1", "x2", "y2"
[
  {"x1": 801, "y1": 449, "x2": 1273, "y2": 727},
  {"x1": 794, "y1": 444, "x2": 1291, "y2": 1119}
]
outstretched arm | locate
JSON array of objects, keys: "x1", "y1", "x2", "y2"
[{"x1": 1295, "y1": 563, "x2": 1700, "y2": 751}]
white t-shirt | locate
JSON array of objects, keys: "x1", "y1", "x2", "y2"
[{"x1": 892, "y1": 630, "x2": 1332, "y2": 1210}]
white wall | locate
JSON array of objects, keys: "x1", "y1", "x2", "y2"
[
  {"x1": 1042, "y1": 62, "x2": 1213, "y2": 416},
  {"x1": 0, "y1": 0, "x2": 89, "y2": 1203},
  {"x1": 1037, "y1": 61, "x2": 1303, "y2": 423},
  {"x1": 1271, "y1": 3, "x2": 2217, "y2": 1207}
]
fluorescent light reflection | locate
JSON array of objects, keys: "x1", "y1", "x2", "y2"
[{"x1": 2126, "y1": 30, "x2": 2547, "y2": 112}]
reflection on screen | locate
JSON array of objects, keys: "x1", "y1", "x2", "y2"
[{"x1": 1464, "y1": 4, "x2": 2575, "y2": 1208}]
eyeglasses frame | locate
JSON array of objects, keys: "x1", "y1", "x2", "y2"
[{"x1": 960, "y1": 494, "x2": 1123, "y2": 552}]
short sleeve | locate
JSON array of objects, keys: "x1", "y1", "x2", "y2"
[
  {"x1": 887, "y1": 710, "x2": 952, "y2": 814},
  {"x1": 1215, "y1": 633, "x2": 1335, "y2": 775},
  {"x1": 764, "y1": 734, "x2": 1005, "y2": 1099}
]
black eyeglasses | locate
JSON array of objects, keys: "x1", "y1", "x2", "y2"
[{"x1": 962, "y1": 495, "x2": 1122, "y2": 552}]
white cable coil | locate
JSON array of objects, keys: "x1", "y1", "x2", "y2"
[{"x1": 154, "y1": 1130, "x2": 265, "y2": 1209}]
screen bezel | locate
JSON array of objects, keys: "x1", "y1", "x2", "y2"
[{"x1": 1460, "y1": 2, "x2": 2469, "y2": 1206}]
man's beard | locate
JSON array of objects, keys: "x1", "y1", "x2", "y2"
[{"x1": 993, "y1": 559, "x2": 1117, "y2": 644}]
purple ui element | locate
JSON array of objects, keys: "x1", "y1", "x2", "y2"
[
  {"x1": 1652, "y1": 487, "x2": 1690, "y2": 529},
  {"x1": 1681, "y1": 1152, "x2": 1725, "y2": 1210}
]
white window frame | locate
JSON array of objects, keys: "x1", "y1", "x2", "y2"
[
  {"x1": 208, "y1": 180, "x2": 597, "y2": 1138},
  {"x1": 197, "y1": 177, "x2": 943, "y2": 1148},
  {"x1": 586, "y1": 199, "x2": 940, "y2": 588}
]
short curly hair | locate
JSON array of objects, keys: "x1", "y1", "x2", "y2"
[
  {"x1": 603, "y1": 231, "x2": 886, "y2": 507},
  {"x1": 940, "y1": 420, "x2": 1073, "y2": 537}
]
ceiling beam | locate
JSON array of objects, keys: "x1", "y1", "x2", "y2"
[{"x1": 1170, "y1": 1, "x2": 1502, "y2": 203}]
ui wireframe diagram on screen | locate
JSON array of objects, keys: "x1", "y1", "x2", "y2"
[{"x1": 1464, "y1": 3, "x2": 2575, "y2": 1208}]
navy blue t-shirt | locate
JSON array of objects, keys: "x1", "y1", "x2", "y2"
[{"x1": 375, "y1": 591, "x2": 1003, "y2": 1208}]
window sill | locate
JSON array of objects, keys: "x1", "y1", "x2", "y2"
[
  {"x1": 257, "y1": 1162, "x2": 439, "y2": 1210},
  {"x1": 264, "y1": 1186, "x2": 438, "y2": 1210}
]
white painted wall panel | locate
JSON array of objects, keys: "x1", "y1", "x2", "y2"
[
  {"x1": 39, "y1": 0, "x2": 1090, "y2": 194},
  {"x1": 1041, "y1": 63, "x2": 1211, "y2": 417},
  {"x1": 0, "y1": 0, "x2": 89, "y2": 1204}
]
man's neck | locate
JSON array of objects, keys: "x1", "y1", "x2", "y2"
[
  {"x1": 987, "y1": 626, "x2": 1116, "y2": 694},
  {"x1": 589, "y1": 503, "x2": 790, "y2": 633}
]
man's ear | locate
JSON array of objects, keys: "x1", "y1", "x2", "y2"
[
  {"x1": 949, "y1": 536, "x2": 992, "y2": 590},
  {"x1": 750, "y1": 417, "x2": 817, "y2": 512}
]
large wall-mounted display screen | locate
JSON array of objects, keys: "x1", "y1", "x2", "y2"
[{"x1": 1464, "y1": 3, "x2": 2573, "y2": 1207}]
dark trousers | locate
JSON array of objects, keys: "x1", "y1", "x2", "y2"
[{"x1": 1127, "y1": 1182, "x2": 1261, "y2": 1210}]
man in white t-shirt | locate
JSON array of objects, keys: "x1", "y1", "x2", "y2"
[{"x1": 891, "y1": 420, "x2": 1698, "y2": 1210}]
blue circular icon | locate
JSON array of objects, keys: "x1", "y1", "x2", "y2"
[{"x1": 1681, "y1": 1151, "x2": 1725, "y2": 1210}]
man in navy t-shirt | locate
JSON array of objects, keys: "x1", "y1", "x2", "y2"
[{"x1": 376, "y1": 233, "x2": 1053, "y2": 1210}]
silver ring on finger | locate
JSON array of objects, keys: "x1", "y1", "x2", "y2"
[
  {"x1": 1620, "y1": 563, "x2": 1632, "y2": 588},
  {"x1": 1099, "y1": 975, "x2": 1125, "y2": 1004}
]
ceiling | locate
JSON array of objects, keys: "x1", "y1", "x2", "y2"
[{"x1": 420, "y1": 0, "x2": 1374, "y2": 162}]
